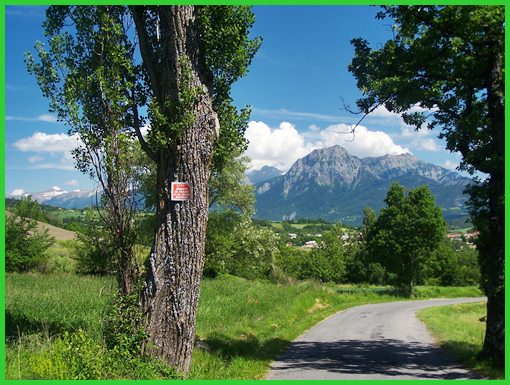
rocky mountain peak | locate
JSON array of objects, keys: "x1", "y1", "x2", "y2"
[{"x1": 254, "y1": 145, "x2": 471, "y2": 225}]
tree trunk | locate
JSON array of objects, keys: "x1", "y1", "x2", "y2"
[
  {"x1": 132, "y1": 6, "x2": 219, "y2": 375},
  {"x1": 479, "y1": 48, "x2": 505, "y2": 366}
]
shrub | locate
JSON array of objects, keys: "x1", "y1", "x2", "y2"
[
  {"x1": 30, "y1": 330, "x2": 106, "y2": 380},
  {"x1": 72, "y1": 209, "x2": 114, "y2": 275},
  {"x1": 205, "y1": 212, "x2": 279, "y2": 280},
  {"x1": 29, "y1": 329, "x2": 181, "y2": 380},
  {"x1": 5, "y1": 199, "x2": 55, "y2": 272}
]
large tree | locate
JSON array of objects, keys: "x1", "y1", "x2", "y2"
[
  {"x1": 348, "y1": 5, "x2": 504, "y2": 364},
  {"x1": 26, "y1": 6, "x2": 144, "y2": 295},
  {"x1": 29, "y1": 5, "x2": 259, "y2": 375},
  {"x1": 368, "y1": 183, "x2": 446, "y2": 295},
  {"x1": 129, "y1": 6, "x2": 259, "y2": 373}
]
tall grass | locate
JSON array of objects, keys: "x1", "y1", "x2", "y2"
[
  {"x1": 6, "y1": 273, "x2": 114, "y2": 340},
  {"x1": 418, "y1": 302, "x2": 503, "y2": 379},
  {"x1": 5, "y1": 272, "x2": 483, "y2": 380}
]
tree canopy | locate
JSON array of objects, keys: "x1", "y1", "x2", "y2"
[
  {"x1": 368, "y1": 183, "x2": 446, "y2": 294},
  {"x1": 349, "y1": 5, "x2": 504, "y2": 365}
]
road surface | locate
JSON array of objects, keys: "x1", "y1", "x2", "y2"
[{"x1": 267, "y1": 297, "x2": 486, "y2": 380}]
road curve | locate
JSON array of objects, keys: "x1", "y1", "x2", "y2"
[{"x1": 267, "y1": 297, "x2": 486, "y2": 380}]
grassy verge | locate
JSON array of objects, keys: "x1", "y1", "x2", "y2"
[
  {"x1": 5, "y1": 272, "x2": 483, "y2": 380},
  {"x1": 417, "y1": 302, "x2": 504, "y2": 379}
]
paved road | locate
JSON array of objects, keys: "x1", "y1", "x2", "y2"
[{"x1": 267, "y1": 297, "x2": 486, "y2": 380}]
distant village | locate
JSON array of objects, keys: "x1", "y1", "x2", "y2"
[{"x1": 287, "y1": 230, "x2": 479, "y2": 250}]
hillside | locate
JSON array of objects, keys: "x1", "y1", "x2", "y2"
[
  {"x1": 36, "y1": 220, "x2": 77, "y2": 241},
  {"x1": 254, "y1": 145, "x2": 471, "y2": 226}
]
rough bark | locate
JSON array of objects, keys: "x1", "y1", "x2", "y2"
[
  {"x1": 131, "y1": 6, "x2": 219, "y2": 374},
  {"x1": 479, "y1": 47, "x2": 505, "y2": 366}
]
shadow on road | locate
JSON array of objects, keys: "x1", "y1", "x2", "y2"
[{"x1": 272, "y1": 339, "x2": 482, "y2": 379}]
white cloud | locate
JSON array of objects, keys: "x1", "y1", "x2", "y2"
[
  {"x1": 12, "y1": 132, "x2": 81, "y2": 170},
  {"x1": 369, "y1": 105, "x2": 401, "y2": 119},
  {"x1": 65, "y1": 179, "x2": 79, "y2": 187},
  {"x1": 10, "y1": 188, "x2": 25, "y2": 196},
  {"x1": 317, "y1": 124, "x2": 410, "y2": 158},
  {"x1": 245, "y1": 120, "x2": 409, "y2": 171},
  {"x1": 245, "y1": 121, "x2": 316, "y2": 171},
  {"x1": 28, "y1": 155, "x2": 43, "y2": 163},
  {"x1": 443, "y1": 160, "x2": 459, "y2": 171},
  {"x1": 415, "y1": 138, "x2": 441, "y2": 152},
  {"x1": 6, "y1": 114, "x2": 58, "y2": 123},
  {"x1": 37, "y1": 114, "x2": 58, "y2": 123},
  {"x1": 13, "y1": 132, "x2": 82, "y2": 153},
  {"x1": 400, "y1": 124, "x2": 433, "y2": 138}
]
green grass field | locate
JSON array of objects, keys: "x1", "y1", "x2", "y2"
[
  {"x1": 418, "y1": 302, "x2": 503, "y2": 379},
  {"x1": 5, "y1": 272, "x2": 484, "y2": 380}
]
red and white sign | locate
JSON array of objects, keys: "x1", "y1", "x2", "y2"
[{"x1": 171, "y1": 182, "x2": 191, "y2": 201}]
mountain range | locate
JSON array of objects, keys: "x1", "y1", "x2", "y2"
[
  {"x1": 9, "y1": 186, "x2": 98, "y2": 210},
  {"x1": 246, "y1": 166, "x2": 283, "y2": 185},
  {"x1": 8, "y1": 145, "x2": 472, "y2": 227},
  {"x1": 253, "y1": 145, "x2": 471, "y2": 226}
]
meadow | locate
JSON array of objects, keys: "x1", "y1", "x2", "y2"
[{"x1": 6, "y1": 272, "x2": 484, "y2": 380}]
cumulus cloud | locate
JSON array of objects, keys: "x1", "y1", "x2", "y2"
[
  {"x1": 13, "y1": 132, "x2": 82, "y2": 153},
  {"x1": 13, "y1": 132, "x2": 81, "y2": 170},
  {"x1": 415, "y1": 138, "x2": 441, "y2": 152},
  {"x1": 245, "y1": 120, "x2": 409, "y2": 171},
  {"x1": 317, "y1": 124, "x2": 410, "y2": 158},
  {"x1": 368, "y1": 105, "x2": 401, "y2": 119},
  {"x1": 245, "y1": 121, "x2": 316, "y2": 170}
]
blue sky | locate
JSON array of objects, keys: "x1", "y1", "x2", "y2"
[{"x1": 5, "y1": 5, "x2": 464, "y2": 195}]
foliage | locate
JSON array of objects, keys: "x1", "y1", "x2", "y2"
[
  {"x1": 205, "y1": 212, "x2": 278, "y2": 280},
  {"x1": 102, "y1": 289, "x2": 147, "y2": 360},
  {"x1": 197, "y1": 6, "x2": 262, "y2": 171},
  {"x1": 44, "y1": 240, "x2": 78, "y2": 273},
  {"x1": 29, "y1": 329, "x2": 181, "y2": 379},
  {"x1": 5, "y1": 197, "x2": 55, "y2": 272},
  {"x1": 305, "y1": 225, "x2": 348, "y2": 283},
  {"x1": 205, "y1": 149, "x2": 274, "y2": 281},
  {"x1": 423, "y1": 239, "x2": 481, "y2": 287},
  {"x1": 209, "y1": 153, "x2": 255, "y2": 216},
  {"x1": 368, "y1": 183, "x2": 446, "y2": 294},
  {"x1": 349, "y1": 5, "x2": 504, "y2": 363},
  {"x1": 26, "y1": 6, "x2": 147, "y2": 295},
  {"x1": 276, "y1": 225, "x2": 356, "y2": 284},
  {"x1": 72, "y1": 209, "x2": 114, "y2": 275}
]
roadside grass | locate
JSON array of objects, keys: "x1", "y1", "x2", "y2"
[
  {"x1": 417, "y1": 302, "x2": 503, "y2": 379},
  {"x1": 5, "y1": 272, "x2": 483, "y2": 380},
  {"x1": 44, "y1": 240, "x2": 78, "y2": 273}
]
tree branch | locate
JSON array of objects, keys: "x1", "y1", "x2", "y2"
[
  {"x1": 129, "y1": 90, "x2": 157, "y2": 162},
  {"x1": 129, "y1": 6, "x2": 161, "y2": 100}
]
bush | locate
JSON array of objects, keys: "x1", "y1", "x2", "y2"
[
  {"x1": 72, "y1": 209, "x2": 114, "y2": 275},
  {"x1": 5, "y1": 198, "x2": 55, "y2": 272},
  {"x1": 205, "y1": 212, "x2": 279, "y2": 280},
  {"x1": 29, "y1": 329, "x2": 181, "y2": 380}
]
